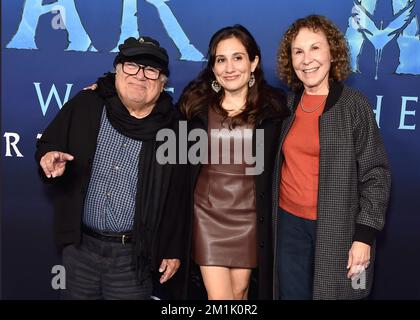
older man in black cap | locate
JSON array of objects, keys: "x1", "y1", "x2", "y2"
[{"x1": 35, "y1": 36, "x2": 187, "y2": 299}]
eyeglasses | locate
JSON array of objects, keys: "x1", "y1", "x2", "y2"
[{"x1": 122, "y1": 62, "x2": 161, "y2": 80}]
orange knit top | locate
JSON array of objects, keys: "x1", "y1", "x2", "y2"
[{"x1": 279, "y1": 93, "x2": 327, "y2": 220}]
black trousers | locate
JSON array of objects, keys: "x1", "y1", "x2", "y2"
[
  {"x1": 62, "y1": 233, "x2": 152, "y2": 300},
  {"x1": 276, "y1": 207, "x2": 316, "y2": 300}
]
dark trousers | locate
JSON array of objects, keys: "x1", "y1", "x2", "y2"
[
  {"x1": 62, "y1": 233, "x2": 152, "y2": 300},
  {"x1": 276, "y1": 207, "x2": 316, "y2": 300}
]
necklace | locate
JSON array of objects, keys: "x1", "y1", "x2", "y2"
[{"x1": 300, "y1": 91, "x2": 328, "y2": 113}]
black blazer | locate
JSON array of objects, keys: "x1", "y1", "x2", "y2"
[{"x1": 35, "y1": 90, "x2": 188, "y2": 276}]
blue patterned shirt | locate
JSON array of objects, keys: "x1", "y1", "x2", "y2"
[{"x1": 83, "y1": 108, "x2": 142, "y2": 232}]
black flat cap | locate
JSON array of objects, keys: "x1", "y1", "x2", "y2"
[{"x1": 114, "y1": 36, "x2": 169, "y2": 76}]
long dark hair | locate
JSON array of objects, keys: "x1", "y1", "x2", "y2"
[{"x1": 179, "y1": 24, "x2": 286, "y2": 127}]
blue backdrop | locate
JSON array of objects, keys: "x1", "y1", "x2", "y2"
[{"x1": 2, "y1": 0, "x2": 419, "y2": 299}]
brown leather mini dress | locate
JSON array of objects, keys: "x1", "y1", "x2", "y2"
[{"x1": 192, "y1": 107, "x2": 257, "y2": 268}]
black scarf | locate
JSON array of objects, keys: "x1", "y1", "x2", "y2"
[{"x1": 96, "y1": 73, "x2": 175, "y2": 281}]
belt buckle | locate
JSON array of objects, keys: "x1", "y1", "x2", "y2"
[{"x1": 122, "y1": 234, "x2": 126, "y2": 245}]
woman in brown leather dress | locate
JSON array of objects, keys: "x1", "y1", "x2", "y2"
[{"x1": 178, "y1": 25, "x2": 288, "y2": 300}]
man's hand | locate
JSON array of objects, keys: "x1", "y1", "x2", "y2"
[
  {"x1": 83, "y1": 83, "x2": 97, "y2": 90},
  {"x1": 158, "y1": 259, "x2": 180, "y2": 284},
  {"x1": 40, "y1": 151, "x2": 74, "y2": 178}
]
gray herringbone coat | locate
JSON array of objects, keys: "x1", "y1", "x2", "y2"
[{"x1": 272, "y1": 82, "x2": 391, "y2": 299}]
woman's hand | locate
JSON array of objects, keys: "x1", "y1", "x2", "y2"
[{"x1": 347, "y1": 241, "x2": 371, "y2": 279}]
